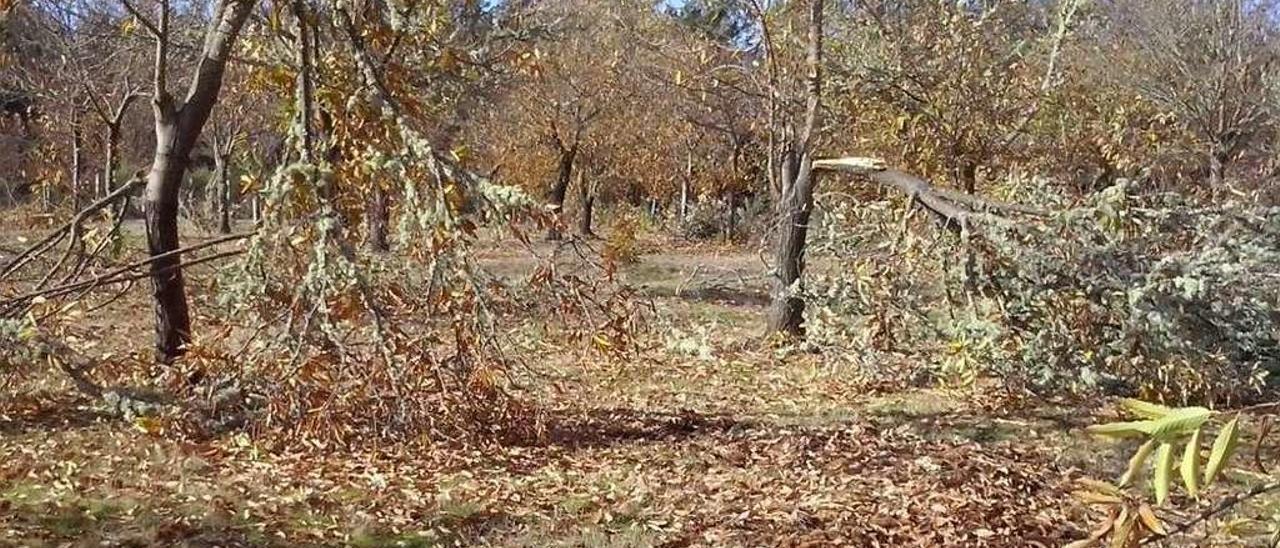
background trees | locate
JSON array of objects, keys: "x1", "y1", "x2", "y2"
[
  {"x1": 1102, "y1": 0, "x2": 1276, "y2": 190},
  {"x1": 6, "y1": 1, "x2": 1280, "y2": 546},
  {"x1": 2, "y1": 0, "x2": 1278, "y2": 357}
]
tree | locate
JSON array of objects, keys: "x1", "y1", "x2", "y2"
[
  {"x1": 1103, "y1": 0, "x2": 1277, "y2": 190},
  {"x1": 121, "y1": 0, "x2": 256, "y2": 362},
  {"x1": 469, "y1": 0, "x2": 637, "y2": 240},
  {"x1": 762, "y1": 0, "x2": 826, "y2": 338}
]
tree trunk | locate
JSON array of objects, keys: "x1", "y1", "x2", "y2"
[
  {"x1": 679, "y1": 177, "x2": 689, "y2": 221},
  {"x1": 367, "y1": 185, "x2": 390, "y2": 252},
  {"x1": 144, "y1": 132, "x2": 193, "y2": 361},
  {"x1": 724, "y1": 191, "x2": 739, "y2": 241},
  {"x1": 959, "y1": 159, "x2": 978, "y2": 194},
  {"x1": 546, "y1": 144, "x2": 577, "y2": 240},
  {"x1": 1208, "y1": 145, "x2": 1229, "y2": 188},
  {"x1": 577, "y1": 171, "x2": 594, "y2": 238},
  {"x1": 104, "y1": 125, "x2": 120, "y2": 196},
  {"x1": 143, "y1": 0, "x2": 255, "y2": 362},
  {"x1": 765, "y1": 0, "x2": 825, "y2": 340},
  {"x1": 215, "y1": 152, "x2": 232, "y2": 234},
  {"x1": 766, "y1": 153, "x2": 816, "y2": 337},
  {"x1": 680, "y1": 145, "x2": 693, "y2": 221},
  {"x1": 71, "y1": 126, "x2": 82, "y2": 211}
]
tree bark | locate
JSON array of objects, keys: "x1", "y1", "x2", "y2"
[
  {"x1": 71, "y1": 125, "x2": 82, "y2": 211},
  {"x1": 765, "y1": 0, "x2": 825, "y2": 339},
  {"x1": 959, "y1": 159, "x2": 978, "y2": 194},
  {"x1": 576, "y1": 170, "x2": 594, "y2": 238},
  {"x1": 104, "y1": 124, "x2": 120, "y2": 196},
  {"x1": 680, "y1": 143, "x2": 693, "y2": 221},
  {"x1": 103, "y1": 94, "x2": 139, "y2": 195},
  {"x1": 546, "y1": 143, "x2": 577, "y2": 240},
  {"x1": 143, "y1": 0, "x2": 255, "y2": 362},
  {"x1": 766, "y1": 152, "x2": 817, "y2": 337}
]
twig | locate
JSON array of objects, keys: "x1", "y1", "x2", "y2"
[
  {"x1": 1143, "y1": 481, "x2": 1280, "y2": 544},
  {"x1": 1233, "y1": 401, "x2": 1280, "y2": 415}
]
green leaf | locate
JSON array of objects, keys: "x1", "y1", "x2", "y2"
[
  {"x1": 1087, "y1": 406, "x2": 1211, "y2": 441},
  {"x1": 1142, "y1": 407, "x2": 1211, "y2": 440},
  {"x1": 1154, "y1": 442, "x2": 1174, "y2": 505},
  {"x1": 1119, "y1": 398, "x2": 1173, "y2": 420},
  {"x1": 1119, "y1": 439, "x2": 1156, "y2": 487},
  {"x1": 1204, "y1": 416, "x2": 1241, "y2": 486},
  {"x1": 1181, "y1": 429, "x2": 1201, "y2": 498},
  {"x1": 1086, "y1": 420, "x2": 1150, "y2": 438}
]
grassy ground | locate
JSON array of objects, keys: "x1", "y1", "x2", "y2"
[{"x1": 0, "y1": 219, "x2": 1271, "y2": 547}]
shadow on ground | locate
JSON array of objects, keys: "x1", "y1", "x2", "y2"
[{"x1": 0, "y1": 391, "x2": 108, "y2": 436}]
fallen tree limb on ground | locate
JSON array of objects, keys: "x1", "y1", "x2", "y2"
[{"x1": 0, "y1": 178, "x2": 142, "y2": 282}]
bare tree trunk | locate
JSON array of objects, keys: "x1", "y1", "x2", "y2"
[
  {"x1": 766, "y1": 150, "x2": 817, "y2": 336},
  {"x1": 576, "y1": 170, "x2": 595, "y2": 238},
  {"x1": 215, "y1": 149, "x2": 232, "y2": 234},
  {"x1": 679, "y1": 177, "x2": 689, "y2": 221},
  {"x1": 104, "y1": 124, "x2": 120, "y2": 196},
  {"x1": 367, "y1": 186, "x2": 389, "y2": 251},
  {"x1": 766, "y1": 0, "x2": 825, "y2": 339},
  {"x1": 97, "y1": 90, "x2": 140, "y2": 197},
  {"x1": 71, "y1": 125, "x2": 82, "y2": 211},
  {"x1": 546, "y1": 143, "x2": 577, "y2": 240},
  {"x1": 680, "y1": 143, "x2": 693, "y2": 221},
  {"x1": 959, "y1": 159, "x2": 978, "y2": 194},
  {"x1": 1208, "y1": 143, "x2": 1230, "y2": 188},
  {"x1": 140, "y1": 0, "x2": 255, "y2": 362},
  {"x1": 145, "y1": 133, "x2": 193, "y2": 361}
]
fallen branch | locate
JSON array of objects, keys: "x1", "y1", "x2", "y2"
[
  {"x1": 0, "y1": 178, "x2": 142, "y2": 282},
  {"x1": 811, "y1": 157, "x2": 1051, "y2": 230},
  {"x1": 0, "y1": 232, "x2": 252, "y2": 317}
]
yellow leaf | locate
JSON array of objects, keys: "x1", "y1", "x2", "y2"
[
  {"x1": 133, "y1": 416, "x2": 162, "y2": 435},
  {"x1": 1119, "y1": 439, "x2": 1156, "y2": 487},
  {"x1": 1181, "y1": 429, "x2": 1202, "y2": 499},
  {"x1": 1072, "y1": 490, "x2": 1124, "y2": 505},
  {"x1": 1204, "y1": 416, "x2": 1240, "y2": 486},
  {"x1": 1110, "y1": 507, "x2": 1133, "y2": 548},
  {"x1": 1078, "y1": 478, "x2": 1125, "y2": 497},
  {"x1": 1137, "y1": 504, "x2": 1166, "y2": 536},
  {"x1": 1086, "y1": 420, "x2": 1149, "y2": 438},
  {"x1": 1153, "y1": 442, "x2": 1174, "y2": 505},
  {"x1": 1143, "y1": 407, "x2": 1212, "y2": 440},
  {"x1": 1119, "y1": 398, "x2": 1173, "y2": 420}
]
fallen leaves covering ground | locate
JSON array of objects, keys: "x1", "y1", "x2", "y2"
[
  {"x1": 1, "y1": 389, "x2": 1076, "y2": 547},
  {"x1": 2, "y1": 237, "x2": 1095, "y2": 547}
]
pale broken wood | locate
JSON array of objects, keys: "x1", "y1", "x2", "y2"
[
  {"x1": 812, "y1": 156, "x2": 1049, "y2": 229},
  {"x1": 812, "y1": 157, "x2": 888, "y2": 174}
]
